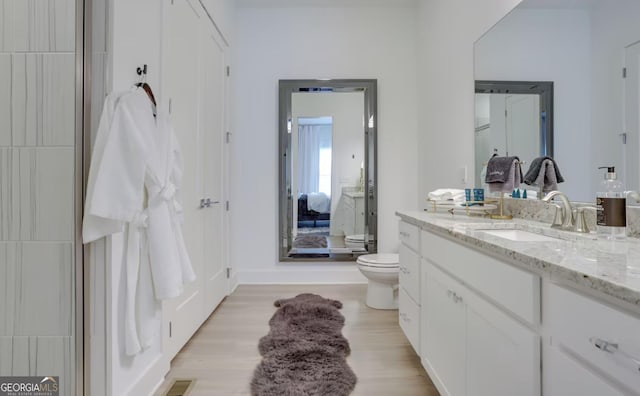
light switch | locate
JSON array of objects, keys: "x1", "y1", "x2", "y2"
[{"x1": 459, "y1": 166, "x2": 467, "y2": 185}]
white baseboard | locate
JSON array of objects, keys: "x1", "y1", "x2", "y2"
[
  {"x1": 229, "y1": 272, "x2": 240, "y2": 293},
  {"x1": 123, "y1": 354, "x2": 170, "y2": 396},
  {"x1": 237, "y1": 267, "x2": 367, "y2": 284}
]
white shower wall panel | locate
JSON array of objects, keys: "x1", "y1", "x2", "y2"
[
  {"x1": 0, "y1": 336, "x2": 74, "y2": 396},
  {"x1": 0, "y1": 242, "x2": 73, "y2": 337},
  {"x1": 0, "y1": 0, "x2": 77, "y2": 394},
  {"x1": 6, "y1": 0, "x2": 75, "y2": 52},
  {"x1": 0, "y1": 55, "x2": 9, "y2": 146},
  {"x1": 0, "y1": 148, "x2": 74, "y2": 241},
  {"x1": 9, "y1": 53, "x2": 76, "y2": 147}
]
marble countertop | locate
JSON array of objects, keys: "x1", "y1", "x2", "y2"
[{"x1": 396, "y1": 210, "x2": 640, "y2": 309}]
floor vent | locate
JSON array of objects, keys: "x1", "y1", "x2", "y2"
[{"x1": 163, "y1": 379, "x2": 195, "y2": 396}]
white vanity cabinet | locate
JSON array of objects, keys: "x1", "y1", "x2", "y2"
[
  {"x1": 421, "y1": 230, "x2": 540, "y2": 396},
  {"x1": 398, "y1": 221, "x2": 421, "y2": 354},
  {"x1": 544, "y1": 283, "x2": 640, "y2": 395},
  {"x1": 342, "y1": 191, "x2": 365, "y2": 236}
]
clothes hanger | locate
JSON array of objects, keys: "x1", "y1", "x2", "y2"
[{"x1": 135, "y1": 64, "x2": 157, "y2": 109}]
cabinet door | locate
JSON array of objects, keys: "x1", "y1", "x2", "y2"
[
  {"x1": 465, "y1": 285, "x2": 540, "y2": 396},
  {"x1": 399, "y1": 243, "x2": 419, "y2": 303},
  {"x1": 424, "y1": 262, "x2": 466, "y2": 396},
  {"x1": 341, "y1": 196, "x2": 355, "y2": 236},
  {"x1": 544, "y1": 344, "x2": 625, "y2": 396},
  {"x1": 163, "y1": 0, "x2": 205, "y2": 359},
  {"x1": 198, "y1": 21, "x2": 227, "y2": 319},
  {"x1": 354, "y1": 196, "x2": 365, "y2": 234},
  {"x1": 399, "y1": 288, "x2": 420, "y2": 354}
]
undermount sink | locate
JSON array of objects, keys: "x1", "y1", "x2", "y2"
[{"x1": 481, "y1": 229, "x2": 560, "y2": 242}]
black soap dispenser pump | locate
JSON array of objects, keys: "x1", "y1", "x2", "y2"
[{"x1": 596, "y1": 166, "x2": 626, "y2": 240}]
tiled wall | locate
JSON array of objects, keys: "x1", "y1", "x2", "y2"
[{"x1": 0, "y1": 0, "x2": 76, "y2": 394}]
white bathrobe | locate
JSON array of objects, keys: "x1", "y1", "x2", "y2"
[{"x1": 83, "y1": 89, "x2": 195, "y2": 356}]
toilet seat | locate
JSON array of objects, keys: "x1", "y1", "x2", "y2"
[
  {"x1": 345, "y1": 234, "x2": 365, "y2": 242},
  {"x1": 357, "y1": 253, "x2": 399, "y2": 268}
]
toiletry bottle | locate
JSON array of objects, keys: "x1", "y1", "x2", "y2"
[{"x1": 596, "y1": 166, "x2": 626, "y2": 240}]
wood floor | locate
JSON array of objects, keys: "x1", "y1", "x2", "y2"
[{"x1": 154, "y1": 285, "x2": 439, "y2": 396}]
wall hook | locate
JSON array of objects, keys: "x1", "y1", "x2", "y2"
[{"x1": 136, "y1": 64, "x2": 148, "y2": 76}]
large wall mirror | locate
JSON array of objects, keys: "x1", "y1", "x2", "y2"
[
  {"x1": 279, "y1": 79, "x2": 377, "y2": 261},
  {"x1": 474, "y1": 80, "x2": 554, "y2": 188},
  {"x1": 475, "y1": 0, "x2": 640, "y2": 202}
]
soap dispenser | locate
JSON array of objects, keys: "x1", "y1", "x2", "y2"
[{"x1": 596, "y1": 166, "x2": 626, "y2": 240}]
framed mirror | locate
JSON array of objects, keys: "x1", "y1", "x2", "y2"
[
  {"x1": 474, "y1": 80, "x2": 554, "y2": 188},
  {"x1": 474, "y1": 0, "x2": 640, "y2": 202},
  {"x1": 279, "y1": 79, "x2": 377, "y2": 261}
]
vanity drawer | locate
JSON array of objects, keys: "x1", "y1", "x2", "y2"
[
  {"x1": 399, "y1": 244, "x2": 420, "y2": 304},
  {"x1": 399, "y1": 221, "x2": 420, "y2": 252},
  {"x1": 421, "y1": 230, "x2": 540, "y2": 325},
  {"x1": 547, "y1": 283, "x2": 640, "y2": 393},
  {"x1": 545, "y1": 344, "x2": 625, "y2": 396},
  {"x1": 399, "y1": 287, "x2": 420, "y2": 354}
]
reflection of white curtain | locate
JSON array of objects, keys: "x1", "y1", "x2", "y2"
[{"x1": 298, "y1": 125, "x2": 331, "y2": 194}]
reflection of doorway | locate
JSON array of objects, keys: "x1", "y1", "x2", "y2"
[
  {"x1": 625, "y1": 41, "x2": 640, "y2": 191},
  {"x1": 506, "y1": 94, "x2": 540, "y2": 162},
  {"x1": 297, "y1": 117, "x2": 332, "y2": 236},
  {"x1": 474, "y1": 81, "x2": 554, "y2": 187}
]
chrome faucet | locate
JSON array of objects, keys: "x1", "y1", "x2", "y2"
[{"x1": 542, "y1": 191, "x2": 574, "y2": 230}]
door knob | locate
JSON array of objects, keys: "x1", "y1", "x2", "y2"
[{"x1": 199, "y1": 198, "x2": 220, "y2": 208}]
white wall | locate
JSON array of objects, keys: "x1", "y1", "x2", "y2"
[
  {"x1": 106, "y1": 2, "x2": 169, "y2": 395},
  {"x1": 417, "y1": 0, "x2": 523, "y2": 209},
  {"x1": 232, "y1": 4, "x2": 418, "y2": 283},
  {"x1": 590, "y1": 0, "x2": 640, "y2": 194},
  {"x1": 291, "y1": 92, "x2": 364, "y2": 236},
  {"x1": 474, "y1": 8, "x2": 592, "y2": 201}
]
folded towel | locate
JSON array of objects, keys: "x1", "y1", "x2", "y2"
[
  {"x1": 489, "y1": 160, "x2": 522, "y2": 193},
  {"x1": 486, "y1": 155, "x2": 520, "y2": 183},
  {"x1": 524, "y1": 157, "x2": 564, "y2": 193},
  {"x1": 537, "y1": 159, "x2": 558, "y2": 193},
  {"x1": 427, "y1": 189, "x2": 466, "y2": 202},
  {"x1": 524, "y1": 156, "x2": 564, "y2": 185},
  {"x1": 486, "y1": 156, "x2": 523, "y2": 193}
]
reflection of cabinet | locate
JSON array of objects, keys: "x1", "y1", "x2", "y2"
[{"x1": 342, "y1": 191, "x2": 364, "y2": 236}]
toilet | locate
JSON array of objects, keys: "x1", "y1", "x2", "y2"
[
  {"x1": 357, "y1": 253, "x2": 399, "y2": 309},
  {"x1": 345, "y1": 234, "x2": 365, "y2": 249}
]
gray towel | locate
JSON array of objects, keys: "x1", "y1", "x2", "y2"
[
  {"x1": 524, "y1": 156, "x2": 564, "y2": 185},
  {"x1": 485, "y1": 155, "x2": 520, "y2": 183},
  {"x1": 489, "y1": 160, "x2": 522, "y2": 193},
  {"x1": 533, "y1": 159, "x2": 560, "y2": 193}
]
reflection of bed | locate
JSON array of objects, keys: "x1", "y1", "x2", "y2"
[{"x1": 298, "y1": 193, "x2": 330, "y2": 227}]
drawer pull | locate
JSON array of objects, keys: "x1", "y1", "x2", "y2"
[
  {"x1": 400, "y1": 231, "x2": 410, "y2": 238},
  {"x1": 590, "y1": 337, "x2": 640, "y2": 372}
]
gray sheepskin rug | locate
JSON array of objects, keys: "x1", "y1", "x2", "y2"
[{"x1": 251, "y1": 293, "x2": 357, "y2": 396}]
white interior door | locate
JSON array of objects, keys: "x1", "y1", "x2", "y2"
[
  {"x1": 199, "y1": 26, "x2": 227, "y2": 317},
  {"x1": 625, "y1": 41, "x2": 640, "y2": 191},
  {"x1": 506, "y1": 94, "x2": 540, "y2": 165},
  {"x1": 162, "y1": 0, "x2": 204, "y2": 359}
]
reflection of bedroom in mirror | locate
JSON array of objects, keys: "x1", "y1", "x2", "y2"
[{"x1": 279, "y1": 80, "x2": 377, "y2": 261}]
